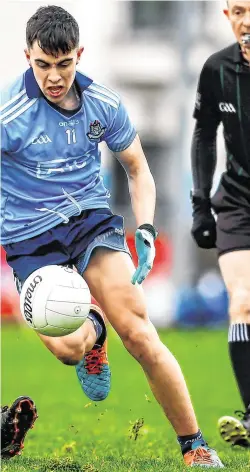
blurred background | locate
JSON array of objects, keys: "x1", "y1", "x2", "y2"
[{"x1": 1, "y1": 0, "x2": 232, "y2": 329}]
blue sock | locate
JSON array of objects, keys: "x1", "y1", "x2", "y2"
[
  {"x1": 87, "y1": 310, "x2": 104, "y2": 347},
  {"x1": 177, "y1": 430, "x2": 207, "y2": 455}
]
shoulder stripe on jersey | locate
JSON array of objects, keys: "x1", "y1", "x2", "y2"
[
  {"x1": 84, "y1": 90, "x2": 119, "y2": 109},
  {"x1": 93, "y1": 81, "x2": 120, "y2": 100},
  {"x1": 88, "y1": 84, "x2": 119, "y2": 106},
  {"x1": 0, "y1": 95, "x2": 29, "y2": 120},
  {"x1": 89, "y1": 83, "x2": 120, "y2": 104},
  {"x1": 0, "y1": 89, "x2": 26, "y2": 113},
  {"x1": 3, "y1": 98, "x2": 37, "y2": 125}
]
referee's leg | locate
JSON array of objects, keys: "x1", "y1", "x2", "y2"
[{"x1": 218, "y1": 250, "x2": 250, "y2": 447}]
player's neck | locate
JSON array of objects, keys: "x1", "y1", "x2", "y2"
[{"x1": 55, "y1": 82, "x2": 81, "y2": 111}]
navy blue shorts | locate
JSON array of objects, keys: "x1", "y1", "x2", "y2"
[{"x1": 3, "y1": 209, "x2": 130, "y2": 289}]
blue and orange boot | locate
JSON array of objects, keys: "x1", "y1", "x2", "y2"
[
  {"x1": 183, "y1": 440, "x2": 224, "y2": 468},
  {"x1": 75, "y1": 304, "x2": 111, "y2": 402}
]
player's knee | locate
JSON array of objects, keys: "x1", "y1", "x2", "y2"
[
  {"x1": 229, "y1": 288, "x2": 250, "y2": 323},
  {"x1": 116, "y1": 301, "x2": 147, "y2": 344},
  {"x1": 122, "y1": 323, "x2": 158, "y2": 363}
]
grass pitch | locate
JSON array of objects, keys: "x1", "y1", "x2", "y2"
[{"x1": 2, "y1": 325, "x2": 250, "y2": 471}]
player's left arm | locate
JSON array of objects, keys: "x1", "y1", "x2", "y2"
[
  {"x1": 115, "y1": 136, "x2": 157, "y2": 285},
  {"x1": 104, "y1": 100, "x2": 157, "y2": 284},
  {"x1": 114, "y1": 134, "x2": 156, "y2": 228}
]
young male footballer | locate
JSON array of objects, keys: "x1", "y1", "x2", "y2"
[
  {"x1": 191, "y1": 0, "x2": 250, "y2": 449},
  {"x1": 1, "y1": 6, "x2": 223, "y2": 466}
]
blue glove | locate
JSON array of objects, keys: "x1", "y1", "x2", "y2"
[{"x1": 131, "y1": 225, "x2": 157, "y2": 285}]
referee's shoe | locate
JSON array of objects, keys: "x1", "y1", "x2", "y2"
[
  {"x1": 218, "y1": 406, "x2": 250, "y2": 448},
  {"x1": 1, "y1": 396, "x2": 38, "y2": 459}
]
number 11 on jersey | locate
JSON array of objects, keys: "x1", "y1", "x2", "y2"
[{"x1": 65, "y1": 129, "x2": 77, "y2": 145}]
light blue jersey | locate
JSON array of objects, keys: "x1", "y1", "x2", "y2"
[{"x1": 1, "y1": 68, "x2": 136, "y2": 244}]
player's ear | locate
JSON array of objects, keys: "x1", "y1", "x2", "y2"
[
  {"x1": 76, "y1": 47, "x2": 84, "y2": 64},
  {"x1": 223, "y1": 0, "x2": 230, "y2": 18},
  {"x1": 24, "y1": 49, "x2": 31, "y2": 66}
]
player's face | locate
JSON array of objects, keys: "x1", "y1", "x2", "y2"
[
  {"x1": 25, "y1": 41, "x2": 84, "y2": 103},
  {"x1": 224, "y1": 1, "x2": 250, "y2": 47}
]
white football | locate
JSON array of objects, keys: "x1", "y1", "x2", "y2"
[{"x1": 20, "y1": 265, "x2": 91, "y2": 337}]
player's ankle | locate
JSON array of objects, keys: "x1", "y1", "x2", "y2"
[
  {"x1": 177, "y1": 429, "x2": 207, "y2": 455},
  {"x1": 87, "y1": 310, "x2": 105, "y2": 348}
]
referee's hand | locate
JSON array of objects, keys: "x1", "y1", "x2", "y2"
[{"x1": 191, "y1": 196, "x2": 217, "y2": 249}]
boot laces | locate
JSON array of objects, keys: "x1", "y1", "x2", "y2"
[
  {"x1": 84, "y1": 346, "x2": 108, "y2": 374},
  {"x1": 185, "y1": 447, "x2": 215, "y2": 465}
]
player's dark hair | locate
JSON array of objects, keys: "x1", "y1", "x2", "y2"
[{"x1": 26, "y1": 5, "x2": 79, "y2": 56}]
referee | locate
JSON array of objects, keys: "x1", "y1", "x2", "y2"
[{"x1": 191, "y1": 0, "x2": 250, "y2": 448}]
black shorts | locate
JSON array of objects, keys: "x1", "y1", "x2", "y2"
[{"x1": 212, "y1": 179, "x2": 250, "y2": 257}]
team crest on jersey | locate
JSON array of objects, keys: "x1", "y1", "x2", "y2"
[{"x1": 87, "y1": 120, "x2": 106, "y2": 141}]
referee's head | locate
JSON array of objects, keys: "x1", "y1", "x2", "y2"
[{"x1": 223, "y1": 1, "x2": 250, "y2": 48}]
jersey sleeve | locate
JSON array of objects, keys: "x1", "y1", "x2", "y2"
[
  {"x1": 1, "y1": 123, "x2": 9, "y2": 153},
  {"x1": 193, "y1": 59, "x2": 221, "y2": 126},
  {"x1": 104, "y1": 100, "x2": 137, "y2": 152}
]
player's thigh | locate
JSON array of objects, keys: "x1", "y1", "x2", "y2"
[
  {"x1": 219, "y1": 251, "x2": 250, "y2": 321},
  {"x1": 83, "y1": 248, "x2": 149, "y2": 336},
  {"x1": 219, "y1": 250, "x2": 250, "y2": 294}
]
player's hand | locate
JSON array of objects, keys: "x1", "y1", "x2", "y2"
[
  {"x1": 131, "y1": 224, "x2": 157, "y2": 285},
  {"x1": 191, "y1": 194, "x2": 216, "y2": 249}
]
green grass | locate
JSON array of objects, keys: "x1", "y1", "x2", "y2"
[{"x1": 2, "y1": 325, "x2": 250, "y2": 471}]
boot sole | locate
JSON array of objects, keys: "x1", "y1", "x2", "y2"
[
  {"x1": 1, "y1": 396, "x2": 38, "y2": 458},
  {"x1": 218, "y1": 415, "x2": 250, "y2": 448}
]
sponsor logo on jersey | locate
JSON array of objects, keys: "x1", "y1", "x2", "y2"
[
  {"x1": 23, "y1": 275, "x2": 42, "y2": 324},
  {"x1": 36, "y1": 155, "x2": 90, "y2": 178},
  {"x1": 59, "y1": 120, "x2": 79, "y2": 127},
  {"x1": 87, "y1": 120, "x2": 106, "y2": 141},
  {"x1": 32, "y1": 135, "x2": 52, "y2": 145},
  {"x1": 219, "y1": 102, "x2": 236, "y2": 113}
]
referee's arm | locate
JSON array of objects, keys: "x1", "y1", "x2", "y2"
[
  {"x1": 191, "y1": 120, "x2": 218, "y2": 198},
  {"x1": 191, "y1": 60, "x2": 221, "y2": 198}
]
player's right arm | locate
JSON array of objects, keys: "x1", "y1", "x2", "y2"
[{"x1": 191, "y1": 59, "x2": 221, "y2": 249}]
